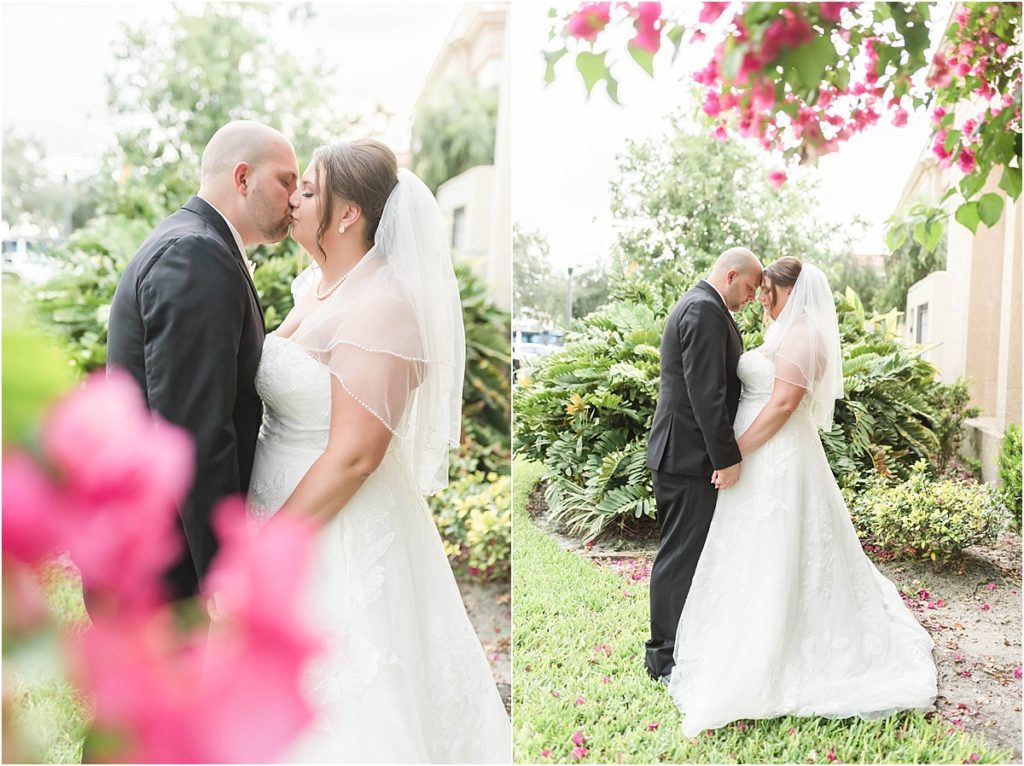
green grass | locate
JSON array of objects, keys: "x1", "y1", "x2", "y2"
[
  {"x1": 5, "y1": 565, "x2": 90, "y2": 764},
  {"x1": 512, "y1": 458, "x2": 1012, "y2": 764}
]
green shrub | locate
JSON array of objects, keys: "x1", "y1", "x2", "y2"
[
  {"x1": 515, "y1": 277, "x2": 948, "y2": 539},
  {"x1": 252, "y1": 253, "x2": 299, "y2": 332},
  {"x1": 850, "y1": 461, "x2": 1006, "y2": 562},
  {"x1": 429, "y1": 472, "x2": 510, "y2": 580},
  {"x1": 999, "y1": 423, "x2": 1022, "y2": 531},
  {"x1": 931, "y1": 378, "x2": 982, "y2": 476}
]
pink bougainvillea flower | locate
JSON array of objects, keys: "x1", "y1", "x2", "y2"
[
  {"x1": 787, "y1": 727, "x2": 797, "y2": 735},
  {"x1": 767, "y1": 170, "x2": 787, "y2": 189},
  {"x1": 648, "y1": 721, "x2": 660, "y2": 731},
  {"x1": 712, "y1": 123, "x2": 729, "y2": 142},
  {"x1": 959, "y1": 670, "x2": 973, "y2": 678},
  {"x1": 2, "y1": 451, "x2": 66, "y2": 565},
  {"x1": 542, "y1": 749, "x2": 552, "y2": 758},
  {"x1": 572, "y1": 746, "x2": 589, "y2": 760},
  {"x1": 699, "y1": 2, "x2": 730, "y2": 25},
  {"x1": 601, "y1": 675, "x2": 611, "y2": 684},
  {"x1": 1014, "y1": 667, "x2": 1022, "y2": 679},
  {"x1": 979, "y1": 601, "x2": 990, "y2": 611},
  {"x1": 892, "y1": 107, "x2": 909, "y2": 127},
  {"x1": 818, "y1": 2, "x2": 858, "y2": 22},
  {"x1": 953, "y1": 653, "x2": 965, "y2": 663},
  {"x1": 2, "y1": 561, "x2": 52, "y2": 638},
  {"x1": 985, "y1": 581, "x2": 997, "y2": 590},
  {"x1": 567, "y1": 2, "x2": 612, "y2": 42},
  {"x1": 964, "y1": 753, "x2": 981, "y2": 764},
  {"x1": 575, "y1": 696, "x2": 586, "y2": 706},
  {"x1": 5, "y1": 371, "x2": 193, "y2": 611},
  {"x1": 703, "y1": 90, "x2": 723, "y2": 117},
  {"x1": 630, "y1": 2, "x2": 662, "y2": 54},
  {"x1": 571, "y1": 730, "x2": 586, "y2": 747}
]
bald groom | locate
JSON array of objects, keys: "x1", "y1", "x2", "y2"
[
  {"x1": 644, "y1": 247, "x2": 763, "y2": 682},
  {"x1": 108, "y1": 121, "x2": 299, "y2": 599}
]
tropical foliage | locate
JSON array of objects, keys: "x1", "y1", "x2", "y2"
[
  {"x1": 515, "y1": 271, "x2": 964, "y2": 539},
  {"x1": 848, "y1": 461, "x2": 1006, "y2": 563},
  {"x1": 999, "y1": 423, "x2": 1022, "y2": 532}
]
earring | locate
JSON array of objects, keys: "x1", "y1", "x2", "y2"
[{"x1": 338, "y1": 223, "x2": 346, "y2": 235}]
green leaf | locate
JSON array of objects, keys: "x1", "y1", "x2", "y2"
[
  {"x1": 978, "y1": 193, "x2": 1004, "y2": 227},
  {"x1": 543, "y1": 48, "x2": 568, "y2": 85},
  {"x1": 575, "y1": 51, "x2": 611, "y2": 98},
  {"x1": 912, "y1": 221, "x2": 929, "y2": 248},
  {"x1": 999, "y1": 165, "x2": 1022, "y2": 200},
  {"x1": 943, "y1": 129, "x2": 961, "y2": 153},
  {"x1": 628, "y1": 42, "x2": 655, "y2": 77},
  {"x1": 925, "y1": 219, "x2": 944, "y2": 253},
  {"x1": 886, "y1": 223, "x2": 907, "y2": 251},
  {"x1": 666, "y1": 25, "x2": 685, "y2": 62},
  {"x1": 959, "y1": 171, "x2": 986, "y2": 200},
  {"x1": 954, "y1": 201, "x2": 981, "y2": 234},
  {"x1": 783, "y1": 33, "x2": 837, "y2": 92}
]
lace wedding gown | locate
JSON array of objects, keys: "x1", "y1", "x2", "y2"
[
  {"x1": 249, "y1": 333, "x2": 510, "y2": 763},
  {"x1": 668, "y1": 349, "x2": 937, "y2": 736}
]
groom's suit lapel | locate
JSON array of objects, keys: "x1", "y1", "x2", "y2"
[
  {"x1": 182, "y1": 196, "x2": 263, "y2": 310},
  {"x1": 695, "y1": 280, "x2": 742, "y2": 345}
]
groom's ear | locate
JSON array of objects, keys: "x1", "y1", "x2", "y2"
[{"x1": 232, "y1": 162, "x2": 252, "y2": 195}]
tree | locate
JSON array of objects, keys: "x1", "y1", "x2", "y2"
[
  {"x1": 546, "y1": 2, "x2": 1022, "y2": 239},
  {"x1": 513, "y1": 225, "x2": 563, "y2": 323},
  {"x1": 876, "y1": 216, "x2": 947, "y2": 312},
  {"x1": 103, "y1": 3, "x2": 362, "y2": 229},
  {"x1": 513, "y1": 225, "x2": 610, "y2": 325},
  {"x1": 609, "y1": 122, "x2": 855, "y2": 287},
  {"x1": 411, "y1": 79, "x2": 499, "y2": 193}
]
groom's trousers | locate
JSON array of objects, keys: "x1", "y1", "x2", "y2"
[{"x1": 645, "y1": 469, "x2": 718, "y2": 679}]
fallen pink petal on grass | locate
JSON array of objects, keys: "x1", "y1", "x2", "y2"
[
  {"x1": 648, "y1": 721, "x2": 659, "y2": 731},
  {"x1": 571, "y1": 730, "x2": 586, "y2": 747}
]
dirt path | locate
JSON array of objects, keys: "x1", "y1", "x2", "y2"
[
  {"x1": 527, "y1": 484, "x2": 1023, "y2": 759},
  {"x1": 459, "y1": 577, "x2": 512, "y2": 714}
]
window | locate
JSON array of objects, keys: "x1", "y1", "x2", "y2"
[
  {"x1": 915, "y1": 303, "x2": 929, "y2": 344},
  {"x1": 451, "y1": 206, "x2": 466, "y2": 251}
]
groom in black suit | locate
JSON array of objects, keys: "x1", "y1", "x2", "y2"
[
  {"x1": 645, "y1": 247, "x2": 763, "y2": 682},
  {"x1": 107, "y1": 121, "x2": 299, "y2": 600}
]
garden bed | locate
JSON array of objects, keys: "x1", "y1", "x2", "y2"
[{"x1": 516, "y1": 461, "x2": 1020, "y2": 763}]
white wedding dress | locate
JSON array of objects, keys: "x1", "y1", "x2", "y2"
[
  {"x1": 248, "y1": 333, "x2": 510, "y2": 763},
  {"x1": 668, "y1": 348, "x2": 937, "y2": 736}
]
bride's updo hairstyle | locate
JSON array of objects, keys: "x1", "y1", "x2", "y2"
[
  {"x1": 762, "y1": 256, "x2": 802, "y2": 313},
  {"x1": 312, "y1": 139, "x2": 399, "y2": 254}
]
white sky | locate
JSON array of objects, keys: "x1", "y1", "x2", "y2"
[
  {"x1": 1, "y1": 1, "x2": 464, "y2": 179},
  {"x1": 511, "y1": 2, "x2": 938, "y2": 269}
]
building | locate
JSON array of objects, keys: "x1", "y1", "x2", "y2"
[
  {"x1": 415, "y1": 2, "x2": 511, "y2": 311},
  {"x1": 896, "y1": 79, "x2": 1021, "y2": 482}
]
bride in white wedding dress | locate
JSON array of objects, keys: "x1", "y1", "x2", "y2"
[
  {"x1": 668, "y1": 257, "x2": 937, "y2": 737},
  {"x1": 247, "y1": 139, "x2": 510, "y2": 763}
]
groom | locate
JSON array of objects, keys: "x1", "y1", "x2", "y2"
[
  {"x1": 107, "y1": 120, "x2": 298, "y2": 600},
  {"x1": 644, "y1": 247, "x2": 762, "y2": 682}
]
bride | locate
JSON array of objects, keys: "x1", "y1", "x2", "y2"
[
  {"x1": 667, "y1": 257, "x2": 937, "y2": 736},
  {"x1": 247, "y1": 139, "x2": 510, "y2": 762}
]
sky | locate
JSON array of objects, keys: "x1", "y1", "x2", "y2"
[
  {"x1": 511, "y1": 2, "x2": 941, "y2": 270},
  {"x1": 1, "y1": 1, "x2": 464, "y2": 180}
]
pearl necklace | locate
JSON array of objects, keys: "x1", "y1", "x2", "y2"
[{"x1": 314, "y1": 270, "x2": 351, "y2": 300}]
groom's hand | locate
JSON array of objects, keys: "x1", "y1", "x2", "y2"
[{"x1": 712, "y1": 462, "x2": 741, "y2": 490}]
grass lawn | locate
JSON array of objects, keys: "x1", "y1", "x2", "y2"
[{"x1": 511, "y1": 458, "x2": 1012, "y2": 764}]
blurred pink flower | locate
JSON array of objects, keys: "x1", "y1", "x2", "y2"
[
  {"x1": 979, "y1": 601, "x2": 990, "y2": 611},
  {"x1": 648, "y1": 721, "x2": 659, "y2": 731},
  {"x1": 567, "y1": 3, "x2": 612, "y2": 41},
  {"x1": 892, "y1": 107, "x2": 909, "y2": 127},
  {"x1": 72, "y1": 499, "x2": 322, "y2": 763},
  {"x1": 768, "y1": 170, "x2": 788, "y2": 189},
  {"x1": 818, "y1": 2, "x2": 858, "y2": 22},
  {"x1": 552, "y1": 690, "x2": 562, "y2": 698},
  {"x1": 572, "y1": 746, "x2": 589, "y2": 760},
  {"x1": 601, "y1": 675, "x2": 611, "y2": 684},
  {"x1": 699, "y1": 2, "x2": 730, "y2": 24},
  {"x1": 575, "y1": 696, "x2": 586, "y2": 706},
  {"x1": 630, "y1": 3, "x2": 662, "y2": 53},
  {"x1": 571, "y1": 730, "x2": 586, "y2": 747},
  {"x1": 4, "y1": 372, "x2": 193, "y2": 611},
  {"x1": 985, "y1": 581, "x2": 997, "y2": 591},
  {"x1": 1014, "y1": 667, "x2": 1022, "y2": 679},
  {"x1": 542, "y1": 749, "x2": 552, "y2": 758}
]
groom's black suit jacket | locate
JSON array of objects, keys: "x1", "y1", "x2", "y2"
[
  {"x1": 647, "y1": 280, "x2": 743, "y2": 477},
  {"x1": 107, "y1": 196, "x2": 265, "y2": 597}
]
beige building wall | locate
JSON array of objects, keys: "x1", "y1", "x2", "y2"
[
  {"x1": 897, "y1": 144, "x2": 1022, "y2": 482},
  {"x1": 417, "y1": 3, "x2": 510, "y2": 311}
]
